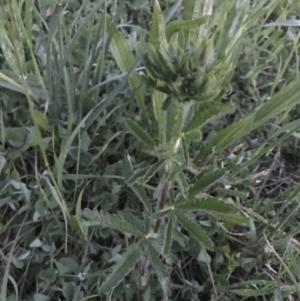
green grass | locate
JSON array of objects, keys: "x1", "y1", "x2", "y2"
[{"x1": 1, "y1": 0, "x2": 300, "y2": 300}]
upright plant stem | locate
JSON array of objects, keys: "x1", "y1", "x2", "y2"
[
  {"x1": 154, "y1": 181, "x2": 170, "y2": 233},
  {"x1": 153, "y1": 100, "x2": 185, "y2": 234}
]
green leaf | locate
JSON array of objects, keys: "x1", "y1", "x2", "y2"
[
  {"x1": 0, "y1": 24, "x2": 19, "y2": 73},
  {"x1": 122, "y1": 155, "x2": 135, "y2": 179},
  {"x1": 182, "y1": 0, "x2": 205, "y2": 46},
  {"x1": 184, "y1": 102, "x2": 232, "y2": 133},
  {"x1": 183, "y1": 0, "x2": 202, "y2": 21},
  {"x1": 75, "y1": 187, "x2": 88, "y2": 238},
  {"x1": 33, "y1": 293, "x2": 50, "y2": 301},
  {"x1": 151, "y1": 207, "x2": 172, "y2": 219},
  {"x1": 175, "y1": 211, "x2": 213, "y2": 250},
  {"x1": 105, "y1": 14, "x2": 146, "y2": 117},
  {"x1": 127, "y1": 165, "x2": 150, "y2": 186},
  {"x1": 127, "y1": 160, "x2": 164, "y2": 186},
  {"x1": 196, "y1": 114, "x2": 256, "y2": 160},
  {"x1": 62, "y1": 283, "x2": 81, "y2": 301},
  {"x1": 125, "y1": 119, "x2": 155, "y2": 147},
  {"x1": 175, "y1": 169, "x2": 189, "y2": 198},
  {"x1": 149, "y1": 0, "x2": 168, "y2": 48},
  {"x1": 163, "y1": 212, "x2": 175, "y2": 255},
  {"x1": 196, "y1": 76, "x2": 300, "y2": 160},
  {"x1": 153, "y1": 90, "x2": 167, "y2": 144},
  {"x1": 175, "y1": 198, "x2": 237, "y2": 213},
  {"x1": 184, "y1": 129, "x2": 202, "y2": 140},
  {"x1": 231, "y1": 289, "x2": 266, "y2": 297},
  {"x1": 82, "y1": 209, "x2": 145, "y2": 237},
  {"x1": 217, "y1": 188, "x2": 249, "y2": 200},
  {"x1": 119, "y1": 209, "x2": 146, "y2": 234},
  {"x1": 143, "y1": 160, "x2": 165, "y2": 183},
  {"x1": 211, "y1": 212, "x2": 249, "y2": 224},
  {"x1": 99, "y1": 240, "x2": 144, "y2": 294},
  {"x1": 43, "y1": 176, "x2": 69, "y2": 252},
  {"x1": 130, "y1": 185, "x2": 152, "y2": 213},
  {"x1": 265, "y1": 20, "x2": 300, "y2": 27},
  {"x1": 165, "y1": 17, "x2": 207, "y2": 41},
  {"x1": 182, "y1": 138, "x2": 189, "y2": 165},
  {"x1": 55, "y1": 108, "x2": 95, "y2": 189},
  {"x1": 148, "y1": 242, "x2": 171, "y2": 298},
  {"x1": 122, "y1": 156, "x2": 152, "y2": 212},
  {"x1": 148, "y1": 243, "x2": 168, "y2": 278},
  {"x1": 32, "y1": 110, "x2": 49, "y2": 130},
  {"x1": 5, "y1": 128, "x2": 27, "y2": 148},
  {"x1": 39, "y1": 268, "x2": 57, "y2": 284},
  {"x1": 189, "y1": 169, "x2": 226, "y2": 197},
  {"x1": 55, "y1": 258, "x2": 79, "y2": 274}
]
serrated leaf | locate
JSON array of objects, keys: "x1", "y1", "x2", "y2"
[
  {"x1": 175, "y1": 211, "x2": 213, "y2": 250},
  {"x1": 143, "y1": 160, "x2": 165, "y2": 183},
  {"x1": 184, "y1": 101, "x2": 232, "y2": 133},
  {"x1": 211, "y1": 212, "x2": 249, "y2": 224},
  {"x1": 175, "y1": 170, "x2": 189, "y2": 198},
  {"x1": 130, "y1": 185, "x2": 152, "y2": 213},
  {"x1": 119, "y1": 209, "x2": 146, "y2": 234},
  {"x1": 163, "y1": 212, "x2": 174, "y2": 255},
  {"x1": 128, "y1": 160, "x2": 164, "y2": 186},
  {"x1": 189, "y1": 169, "x2": 226, "y2": 197},
  {"x1": 217, "y1": 188, "x2": 249, "y2": 200},
  {"x1": 127, "y1": 165, "x2": 150, "y2": 186},
  {"x1": 165, "y1": 17, "x2": 207, "y2": 41},
  {"x1": 125, "y1": 119, "x2": 155, "y2": 147},
  {"x1": 82, "y1": 209, "x2": 145, "y2": 236},
  {"x1": 99, "y1": 240, "x2": 143, "y2": 294},
  {"x1": 148, "y1": 243, "x2": 168, "y2": 278},
  {"x1": 148, "y1": 242, "x2": 171, "y2": 298},
  {"x1": 149, "y1": 0, "x2": 168, "y2": 48},
  {"x1": 175, "y1": 198, "x2": 237, "y2": 213},
  {"x1": 151, "y1": 207, "x2": 172, "y2": 219}
]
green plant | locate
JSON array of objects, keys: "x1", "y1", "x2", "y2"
[
  {"x1": 2, "y1": 0, "x2": 300, "y2": 301},
  {"x1": 81, "y1": 1, "x2": 300, "y2": 300}
]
